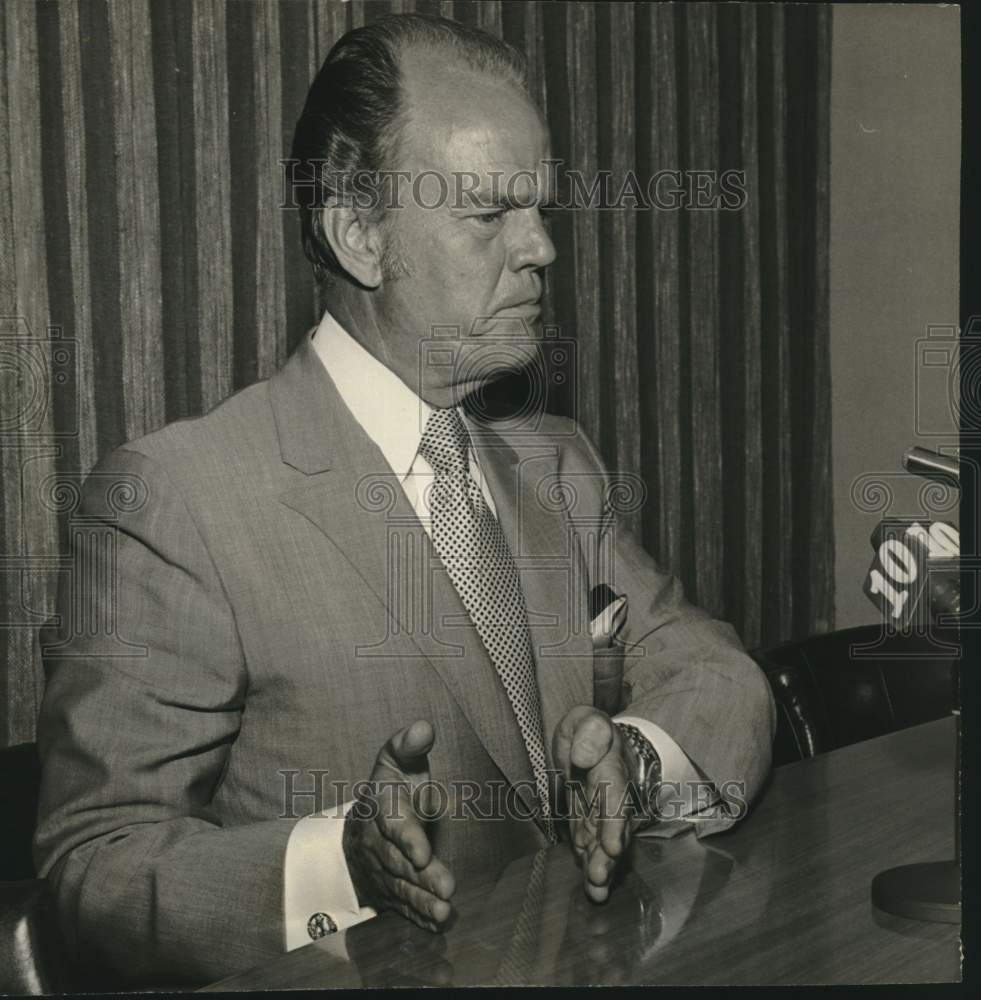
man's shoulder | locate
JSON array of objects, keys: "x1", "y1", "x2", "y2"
[{"x1": 93, "y1": 377, "x2": 278, "y2": 484}]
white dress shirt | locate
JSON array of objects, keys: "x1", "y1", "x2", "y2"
[{"x1": 283, "y1": 310, "x2": 710, "y2": 951}]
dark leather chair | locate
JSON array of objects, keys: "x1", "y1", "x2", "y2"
[
  {"x1": 753, "y1": 625, "x2": 957, "y2": 767},
  {"x1": 0, "y1": 742, "x2": 68, "y2": 994}
]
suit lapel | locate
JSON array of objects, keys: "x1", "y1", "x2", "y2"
[{"x1": 269, "y1": 335, "x2": 540, "y2": 821}]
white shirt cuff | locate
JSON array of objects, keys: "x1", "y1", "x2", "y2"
[
  {"x1": 283, "y1": 799, "x2": 377, "y2": 951},
  {"x1": 614, "y1": 714, "x2": 720, "y2": 831}
]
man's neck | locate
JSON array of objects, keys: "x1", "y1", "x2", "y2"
[
  {"x1": 320, "y1": 282, "x2": 462, "y2": 409},
  {"x1": 321, "y1": 286, "x2": 403, "y2": 386}
]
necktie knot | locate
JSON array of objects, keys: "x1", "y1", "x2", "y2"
[{"x1": 419, "y1": 406, "x2": 471, "y2": 477}]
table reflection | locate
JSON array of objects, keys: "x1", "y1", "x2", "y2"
[
  {"x1": 202, "y1": 722, "x2": 958, "y2": 991},
  {"x1": 341, "y1": 831, "x2": 742, "y2": 987}
]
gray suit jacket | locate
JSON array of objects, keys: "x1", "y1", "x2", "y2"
[{"x1": 34, "y1": 332, "x2": 775, "y2": 986}]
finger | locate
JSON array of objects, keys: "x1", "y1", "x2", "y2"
[
  {"x1": 392, "y1": 899, "x2": 437, "y2": 934},
  {"x1": 413, "y1": 777, "x2": 440, "y2": 820},
  {"x1": 597, "y1": 806, "x2": 629, "y2": 859},
  {"x1": 584, "y1": 877, "x2": 611, "y2": 904},
  {"x1": 588, "y1": 754, "x2": 631, "y2": 858},
  {"x1": 570, "y1": 712, "x2": 615, "y2": 771},
  {"x1": 584, "y1": 841, "x2": 617, "y2": 893},
  {"x1": 381, "y1": 719, "x2": 435, "y2": 774},
  {"x1": 389, "y1": 876, "x2": 453, "y2": 925},
  {"x1": 418, "y1": 857, "x2": 456, "y2": 901},
  {"x1": 381, "y1": 816, "x2": 433, "y2": 870},
  {"x1": 377, "y1": 836, "x2": 425, "y2": 883},
  {"x1": 380, "y1": 806, "x2": 433, "y2": 870},
  {"x1": 571, "y1": 819, "x2": 592, "y2": 857},
  {"x1": 553, "y1": 705, "x2": 596, "y2": 777},
  {"x1": 571, "y1": 810, "x2": 600, "y2": 861},
  {"x1": 378, "y1": 839, "x2": 456, "y2": 901}
]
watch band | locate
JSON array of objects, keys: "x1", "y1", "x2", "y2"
[{"x1": 616, "y1": 722, "x2": 662, "y2": 823}]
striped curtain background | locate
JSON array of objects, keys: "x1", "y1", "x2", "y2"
[{"x1": 0, "y1": 0, "x2": 832, "y2": 747}]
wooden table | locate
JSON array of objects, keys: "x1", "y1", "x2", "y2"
[{"x1": 203, "y1": 718, "x2": 960, "y2": 988}]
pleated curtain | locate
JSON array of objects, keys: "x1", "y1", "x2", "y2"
[{"x1": 0, "y1": 0, "x2": 832, "y2": 746}]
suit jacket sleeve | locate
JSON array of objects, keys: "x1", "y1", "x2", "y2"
[
  {"x1": 562, "y1": 425, "x2": 777, "y2": 835},
  {"x1": 34, "y1": 446, "x2": 297, "y2": 986}
]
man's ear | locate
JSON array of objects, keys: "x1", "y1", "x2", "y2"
[{"x1": 320, "y1": 201, "x2": 384, "y2": 288}]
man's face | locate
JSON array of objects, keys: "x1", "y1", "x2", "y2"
[{"x1": 368, "y1": 50, "x2": 557, "y2": 406}]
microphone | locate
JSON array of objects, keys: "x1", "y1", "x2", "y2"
[
  {"x1": 864, "y1": 524, "x2": 931, "y2": 628},
  {"x1": 864, "y1": 448, "x2": 960, "y2": 627},
  {"x1": 864, "y1": 520, "x2": 960, "y2": 626},
  {"x1": 902, "y1": 447, "x2": 959, "y2": 485},
  {"x1": 869, "y1": 453, "x2": 961, "y2": 926}
]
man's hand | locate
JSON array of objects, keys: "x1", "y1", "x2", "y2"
[
  {"x1": 343, "y1": 720, "x2": 456, "y2": 932},
  {"x1": 553, "y1": 706, "x2": 642, "y2": 903}
]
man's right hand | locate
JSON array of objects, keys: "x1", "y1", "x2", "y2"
[{"x1": 342, "y1": 719, "x2": 456, "y2": 932}]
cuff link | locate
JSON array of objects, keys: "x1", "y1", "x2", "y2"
[{"x1": 307, "y1": 911, "x2": 339, "y2": 940}]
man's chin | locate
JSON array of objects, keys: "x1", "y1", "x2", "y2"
[
  {"x1": 417, "y1": 318, "x2": 542, "y2": 410},
  {"x1": 478, "y1": 312, "x2": 543, "y2": 335},
  {"x1": 456, "y1": 340, "x2": 539, "y2": 392}
]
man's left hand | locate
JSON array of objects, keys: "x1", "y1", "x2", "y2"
[{"x1": 553, "y1": 706, "x2": 642, "y2": 903}]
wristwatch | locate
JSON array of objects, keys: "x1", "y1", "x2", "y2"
[{"x1": 616, "y1": 722, "x2": 662, "y2": 824}]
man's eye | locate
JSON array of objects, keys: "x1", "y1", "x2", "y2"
[{"x1": 473, "y1": 210, "x2": 506, "y2": 226}]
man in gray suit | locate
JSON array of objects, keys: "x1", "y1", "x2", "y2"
[{"x1": 34, "y1": 13, "x2": 774, "y2": 988}]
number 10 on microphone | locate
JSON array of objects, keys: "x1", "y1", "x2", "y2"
[{"x1": 863, "y1": 520, "x2": 959, "y2": 628}]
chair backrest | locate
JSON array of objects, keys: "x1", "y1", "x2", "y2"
[
  {"x1": 0, "y1": 742, "x2": 73, "y2": 993},
  {"x1": 0, "y1": 880, "x2": 68, "y2": 994},
  {"x1": 0, "y1": 742, "x2": 41, "y2": 881},
  {"x1": 753, "y1": 625, "x2": 957, "y2": 767}
]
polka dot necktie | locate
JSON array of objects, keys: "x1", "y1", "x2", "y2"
[{"x1": 419, "y1": 406, "x2": 557, "y2": 844}]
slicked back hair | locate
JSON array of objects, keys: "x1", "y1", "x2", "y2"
[{"x1": 290, "y1": 13, "x2": 529, "y2": 282}]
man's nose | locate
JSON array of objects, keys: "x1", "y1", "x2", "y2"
[{"x1": 509, "y1": 208, "x2": 557, "y2": 271}]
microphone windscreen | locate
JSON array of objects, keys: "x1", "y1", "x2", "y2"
[{"x1": 863, "y1": 525, "x2": 931, "y2": 628}]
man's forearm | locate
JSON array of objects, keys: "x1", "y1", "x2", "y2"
[{"x1": 46, "y1": 815, "x2": 296, "y2": 986}]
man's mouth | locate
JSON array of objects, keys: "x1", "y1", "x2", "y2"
[{"x1": 498, "y1": 296, "x2": 542, "y2": 317}]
